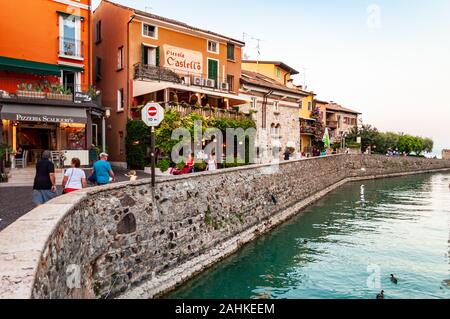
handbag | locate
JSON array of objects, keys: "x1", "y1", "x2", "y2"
[{"x1": 62, "y1": 168, "x2": 75, "y2": 194}]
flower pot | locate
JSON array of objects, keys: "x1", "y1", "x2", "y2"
[{"x1": 17, "y1": 90, "x2": 45, "y2": 99}]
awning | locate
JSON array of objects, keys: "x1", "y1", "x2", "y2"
[
  {"x1": 0, "y1": 56, "x2": 61, "y2": 76},
  {"x1": 0, "y1": 104, "x2": 87, "y2": 124},
  {"x1": 133, "y1": 80, "x2": 252, "y2": 102}
]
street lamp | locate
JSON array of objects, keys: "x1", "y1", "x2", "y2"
[{"x1": 102, "y1": 107, "x2": 111, "y2": 154}]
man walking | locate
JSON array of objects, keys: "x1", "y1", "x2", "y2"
[
  {"x1": 32, "y1": 150, "x2": 57, "y2": 206},
  {"x1": 90, "y1": 152, "x2": 115, "y2": 185}
]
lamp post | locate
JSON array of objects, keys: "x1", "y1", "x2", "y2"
[{"x1": 102, "y1": 108, "x2": 111, "y2": 154}]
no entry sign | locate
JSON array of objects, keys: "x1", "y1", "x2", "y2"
[{"x1": 142, "y1": 103, "x2": 164, "y2": 127}]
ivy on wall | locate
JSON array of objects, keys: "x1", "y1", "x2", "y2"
[{"x1": 126, "y1": 108, "x2": 257, "y2": 169}]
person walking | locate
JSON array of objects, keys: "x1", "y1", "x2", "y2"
[
  {"x1": 90, "y1": 152, "x2": 115, "y2": 185},
  {"x1": 62, "y1": 158, "x2": 87, "y2": 194},
  {"x1": 207, "y1": 154, "x2": 217, "y2": 172},
  {"x1": 32, "y1": 150, "x2": 57, "y2": 206}
]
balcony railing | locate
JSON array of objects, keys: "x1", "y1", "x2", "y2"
[
  {"x1": 131, "y1": 103, "x2": 250, "y2": 121},
  {"x1": 134, "y1": 63, "x2": 232, "y2": 93},
  {"x1": 0, "y1": 78, "x2": 95, "y2": 103},
  {"x1": 300, "y1": 124, "x2": 315, "y2": 135},
  {"x1": 58, "y1": 37, "x2": 84, "y2": 59},
  {"x1": 327, "y1": 121, "x2": 338, "y2": 129}
]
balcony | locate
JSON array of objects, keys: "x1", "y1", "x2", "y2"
[
  {"x1": 327, "y1": 120, "x2": 338, "y2": 129},
  {"x1": 300, "y1": 123, "x2": 315, "y2": 135},
  {"x1": 0, "y1": 78, "x2": 98, "y2": 104},
  {"x1": 134, "y1": 63, "x2": 232, "y2": 92},
  {"x1": 131, "y1": 103, "x2": 250, "y2": 121},
  {"x1": 58, "y1": 37, "x2": 84, "y2": 60}
]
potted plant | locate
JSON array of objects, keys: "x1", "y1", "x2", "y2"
[{"x1": 17, "y1": 83, "x2": 44, "y2": 98}]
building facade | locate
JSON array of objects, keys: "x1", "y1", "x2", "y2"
[
  {"x1": 0, "y1": 0, "x2": 102, "y2": 166},
  {"x1": 93, "y1": 0, "x2": 248, "y2": 165},
  {"x1": 324, "y1": 102, "x2": 360, "y2": 144},
  {"x1": 442, "y1": 150, "x2": 450, "y2": 160},
  {"x1": 240, "y1": 61, "x2": 309, "y2": 161},
  {"x1": 299, "y1": 92, "x2": 318, "y2": 155}
]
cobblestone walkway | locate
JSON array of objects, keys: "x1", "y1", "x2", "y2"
[{"x1": 0, "y1": 168, "x2": 151, "y2": 232}]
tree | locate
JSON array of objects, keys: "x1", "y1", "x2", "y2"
[
  {"x1": 346, "y1": 125, "x2": 379, "y2": 153},
  {"x1": 423, "y1": 138, "x2": 434, "y2": 154},
  {"x1": 311, "y1": 107, "x2": 325, "y2": 150}
]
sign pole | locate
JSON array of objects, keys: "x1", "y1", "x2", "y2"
[
  {"x1": 142, "y1": 102, "x2": 164, "y2": 188},
  {"x1": 150, "y1": 126, "x2": 156, "y2": 188}
]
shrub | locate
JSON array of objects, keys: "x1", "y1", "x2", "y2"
[
  {"x1": 126, "y1": 120, "x2": 149, "y2": 169},
  {"x1": 157, "y1": 158, "x2": 171, "y2": 173}
]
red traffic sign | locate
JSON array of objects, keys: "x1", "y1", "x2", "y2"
[{"x1": 142, "y1": 103, "x2": 164, "y2": 127}]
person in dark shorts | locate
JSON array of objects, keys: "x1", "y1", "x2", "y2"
[{"x1": 32, "y1": 150, "x2": 57, "y2": 206}]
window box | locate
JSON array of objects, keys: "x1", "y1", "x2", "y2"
[
  {"x1": 46, "y1": 92, "x2": 73, "y2": 101},
  {"x1": 17, "y1": 90, "x2": 45, "y2": 99}
]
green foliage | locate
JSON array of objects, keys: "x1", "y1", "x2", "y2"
[
  {"x1": 346, "y1": 125, "x2": 434, "y2": 155},
  {"x1": 126, "y1": 120, "x2": 149, "y2": 169},
  {"x1": 194, "y1": 161, "x2": 207, "y2": 171},
  {"x1": 157, "y1": 158, "x2": 171, "y2": 173},
  {"x1": 310, "y1": 106, "x2": 326, "y2": 150}
]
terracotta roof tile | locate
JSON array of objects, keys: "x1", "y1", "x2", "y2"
[{"x1": 241, "y1": 70, "x2": 310, "y2": 96}]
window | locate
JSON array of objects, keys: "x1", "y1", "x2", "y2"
[
  {"x1": 251, "y1": 97, "x2": 257, "y2": 110},
  {"x1": 274, "y1": 101, "x2": 280, "y2": 112},
  {"x1": 207, "y1": 40, "x2": 219, "y2": 54},
  {"x1": 307, "y1": 101, "x2": 312, "y2": 111},
  {"x1": 59, "y1": 14, "x2": 81, "y2": 58},
  {"x1": 299, "y1": 100, "x2": 303, "y2": 109},
  {"x1": 142, "y1": 45, "x2": 159, "y2": 66},
  {"x1": 227, "y1": 43, "x2": 235, "y2": 60},
  {"x1": 96, "y1": 57, "x2": 102, "y2": 80},
  {"x1": 271, "y1": 124, "x2": 281, "y2": 136},
  {"x1": 226, "y1": 75, "x2": 234, "y2": 91},
  {"x1": 143, "y1": 23, "x2": 157, "y2": 38},
  {"x1": 276, "y1": 67, "x2": 281, "y2": 79},
  {"x1": 117, "y1": 89, "x2": 124, "y2": 112},
  {"x1": 117, "y1": 46, "x2": 124, "y2": 70},
  {"x1": 96, "y1": 20, "x2": 102, "y2": 43}
]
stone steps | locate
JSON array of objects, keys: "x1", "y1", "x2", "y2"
[{"x1": 0, "y1": 168, "x2": 65, "y2": 188}]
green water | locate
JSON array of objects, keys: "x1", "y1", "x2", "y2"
[{"x1": 166, "y1": 173, "x2": 450, "y2": 299}]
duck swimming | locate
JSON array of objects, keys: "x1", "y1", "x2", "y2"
[
  {"x1": 376, "y1": 290, "x2": 385, "y2": 299},
  {"x1": 390, "y1": 274, "x2": 398, "y2": 284}
]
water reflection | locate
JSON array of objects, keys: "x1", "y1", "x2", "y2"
[{"x1": 166, "y1": 173, "x2": 450, "y2": 299}]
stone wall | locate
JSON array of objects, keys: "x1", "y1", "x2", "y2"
[{"x1": 1, "y1": 155, "x2": 450, "y2": 299}]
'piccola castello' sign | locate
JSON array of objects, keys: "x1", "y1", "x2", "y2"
[{"x1": 163, "y1": 45, "x2": 203, "y2": 74}]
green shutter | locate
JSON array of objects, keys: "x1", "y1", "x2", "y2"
[
  {"x1": 141, "y1": 44, "x2": 145, "y2": 65},
  {"x1": 156, "y1": 46, "x2": 160, "y2": 66},
  {"x1": 208, "y1": 59, "x2": 218, "y2": 81}
]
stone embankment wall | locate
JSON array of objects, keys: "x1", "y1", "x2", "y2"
[{"x1": 1, "y1": 155, "x2": 450, "y2": 299}]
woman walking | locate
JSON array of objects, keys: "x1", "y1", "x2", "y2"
[
  {"x1": 62, "y1": 158, "x2": 87, "y2": 194},
  {"x1": 207, "y1": 154, "x2": 217, "y2": 172}
]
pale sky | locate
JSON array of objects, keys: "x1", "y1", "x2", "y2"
[{"x1": 93, "y1": 0, "x2": 450, "y2": 154}]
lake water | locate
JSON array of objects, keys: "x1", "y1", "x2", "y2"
[{"x1": 166, "y1": 173, "x2": 450, "y2": 299}]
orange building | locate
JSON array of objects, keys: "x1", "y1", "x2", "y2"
[
  {"x1": 93, "y1": 0, "x2": 248, "y2": 165},
  {"x1": 0, "y1": 0, "x2": 103, "y2": 166}
]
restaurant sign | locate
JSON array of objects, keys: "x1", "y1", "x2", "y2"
[
  {"x1": 14, "y1": 114, "x2": 76, "y2": 123},
  {"x1": 163, "y1": 45, "x2": 203, "y2": 74},
  {"x1": 0, "y1": 104, "x2": 87, "y2": 124}
]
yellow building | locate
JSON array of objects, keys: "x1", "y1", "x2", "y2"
[
  {"x1": 242, "y1": 61, "x2": 298, "y2": 86},
  {"x1": 299, "y1": 92, "x2": 317, "y2": 154}
]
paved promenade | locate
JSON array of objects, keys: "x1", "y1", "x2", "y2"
[{"x1": 0, "y1": 168, "x2": 151, "y2": 231}]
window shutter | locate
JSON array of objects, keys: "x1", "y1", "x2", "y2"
[
  {"x1": 141, "y1": 44, "x2": 145, "y2": 65},
  {"x1": 156, "y1": 46, "x2": 160, "y2": 66}
]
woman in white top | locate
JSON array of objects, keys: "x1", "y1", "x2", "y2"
[
  {"x1": 62, "y1": 157, "x2": 87, "y2": 194},
  {"x1": 207, "y1": 154, "x2": 217, "y2": 172}
]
